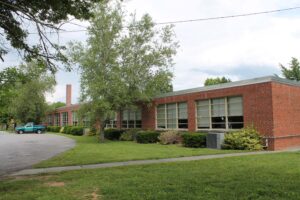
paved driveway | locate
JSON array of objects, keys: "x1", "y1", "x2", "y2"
[{"x1": 0, "y1": 132, "x2": 75, "y2": 176}]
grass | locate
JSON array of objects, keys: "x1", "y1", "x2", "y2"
[
  {"x1": 34, "y1": 133, "x2": 244, "y2": 168},
  {"x1": 1, "y1": 152, "x2": 300, "y2": 199}
]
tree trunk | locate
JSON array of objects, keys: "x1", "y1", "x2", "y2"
[{"x1": 98, "y1": 120, "x2": 106, "y2": 142}]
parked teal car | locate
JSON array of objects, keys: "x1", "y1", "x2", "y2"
[{"x1": 15, "y1": 122, "x2": 46, "y2": 134}]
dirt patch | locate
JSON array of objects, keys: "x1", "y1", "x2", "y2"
[
  {"x1": 83, "y1": 188, "x2": 101, "y2": 200},
  {"x1": 45, "y1": 181, "x2": 65, "y2": 187}
]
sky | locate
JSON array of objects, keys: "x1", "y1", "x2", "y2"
[{"x1": 2, "y1": 0, "x2": 300, "y2": 103}]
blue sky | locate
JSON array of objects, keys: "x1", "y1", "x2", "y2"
[{"x1": 2, "y1": 0, "x2": 300, "y2": 103}]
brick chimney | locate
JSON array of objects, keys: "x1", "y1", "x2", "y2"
[{"x1": 66, "y1": 84, "x2": 72, "y2": 106}]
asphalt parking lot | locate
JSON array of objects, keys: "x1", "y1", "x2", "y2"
[{"x1": 0, "y1": 132, "x2": 75, "y2": 176}]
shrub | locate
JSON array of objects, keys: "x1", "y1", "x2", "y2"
[
  {"x1": 61, "y1": 126, "x2": 72, "y2": 134},
  {"x1": 46, "y1": 126, "x2": 61, "y2": 133},
  {"x1": 182, "y1": 133, "x2": 207, "y2": 148},
  {"x1": 88, "y1": 127, "x2": 97, "y2": 136},
  {"x1": 104, "y1": 129, "x2": 125, "y2": 140},
  {"x1": 136, "y1": 130, "x2": 160, "y2": 143},
  {"x1": 222, "y1": 126, "x2": 263, "y2": 150},
  {"x1": 120, "y1": 129, "x2": 141, "y2": 141},
  {"x1": 158, "y1": 131, "x2": 183, "y2": 145},
  {"x1": 69, "y1": 126, "x2": 84, "y2": 136}
]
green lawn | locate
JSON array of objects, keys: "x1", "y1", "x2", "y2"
[
  {"x1": 35, "y1": 133, "x2": 244, "y2": 168},
  {"x1": 1, "y1": 152, "x2": 300, "y2": 199}
]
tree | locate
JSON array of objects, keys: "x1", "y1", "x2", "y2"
[
  {"x1": 204, "y1": 77, "x2": 232, "y2": 86},
  {"x1": 0, "y1": 0, "x2": 102, "y2": 73},
  {"x1": 280, "y1": 57, "x2": 300, "y2": 81},
  {"x1": 9, "y1": 61, "x2": 55, "y2": 123},
  {"x1": 0, "y1": 67, "x2": 27, "y2": 124},
  {"x1": 69, "y1": 1, "x2": 178, "y2": 140},
  {"x1": 47, "y1": 102, "x2": 66, "y2": 112}
]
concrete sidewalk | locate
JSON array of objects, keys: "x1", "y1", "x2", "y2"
[{"x1": 8, "y1": 150, "x2": 285, "y2": 177}]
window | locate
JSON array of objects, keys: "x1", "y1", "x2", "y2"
[
  {"x1": 122, "y1": 109, "x2": 142, "y2": 128},
  {"x1": 157, "y1": 105, "x2": 166, "y2": 128},
  {"x1": 211, "y1": 98, "x2": 226, "y2": 129},
  {"x1": 106, "y1": 113, "x2": 117, "y2": 128},
  {"x1": 228, "y1": 96, "x2": 243, "y2": 129},
  {"x1": 156, "y1": 102, "x2": 188, "y2": 129},
  {"x1": 54, "y1": 113, "x2": 60, "y2": 126},
  {"x1": 47, "y1": 115, "x2": 53, "y2": 125},
  {"x1": 72, "y1": 111, "x2": 78, "y2": 126},
  {"x1": 178, "y1": 102, "x2": 188, "y2": 128},
  {"x1": 196, "y1": 96, "x2": 243, "y2": 130},
  {"x1": 61, "y1": 112, "x2": 68, "y2": 127},
  {"x1": 196, "y1": 100, "x2": 210, "y2": 129}
]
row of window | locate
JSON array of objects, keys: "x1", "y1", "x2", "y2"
[
  {"x1": 47, "y1": 96, "x2": 243, "y2": 130},
  {"x1": 156, "y1": 96, "x2": 243, "y2": 130},
  {"x1": 47, "y1": 112, "x2": 90, "y2": 127}
]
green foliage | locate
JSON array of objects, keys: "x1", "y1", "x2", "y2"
[
  {"x1": 69, "y1": 1, "x2": 178, "y2": 140},
  {"x1": 204, "y1": 77, "x2": 232, "y2": 86},
  {"x1": 222, "y1": 126, "x2": 263, "y2": 150},
  {"x1": 9, "y1": 61, "x2": 55, "y2": 124},
  {"x1": 0, "y1": 0, "x2": 101, "y2": 72},
  {"x1": 280, "y1": 57, "x2": 300, "y2": 81},
  {"x1": 136, "y1": 130, "x2": 160, "y2": 143},
  {"x1": 47, "y1": 102, "x2": 66, "y2": 112},
  {"x1": 158, "y1": 131, "x2": 183, "y2": 145},
  {"x1": 46, "y1": 126, "x2": 61, "y2": 133},
  {"x1": 104, "y1": 129, "x2": 125, "y2": 140},
  {"x1": 69, "y1": 126, "x2": 85, "y2": 136},
  {"x1": 120, "y1": 129, "x2": 141, "y2": 141},
  {"x1": 182, "y1": 133, "x2": 207, "y2": 148},
  {"x1": 62, "y1": 126, "x2": 72, "y2": 134},
  {"x1": 0, "y1": 67, "x2": 27, "y2": 123}
]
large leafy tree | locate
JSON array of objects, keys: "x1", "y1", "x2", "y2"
[
  {"x1": 70, "y1": 1, "x2": 178, "y2": 140},
  {"x1": 204, "y1": 77, "x2": 232, "y2": 86},
  {"x1": 280, "y1": 57, "x2": 300, "y2": 81},
  {"x1": 0, "y1": 67, "x2": 27, "y2": 124},
  {"x1": 0, "y1": 0, "x2": 101, "y2": 72},
  {"x1": 9, "y1": 61, "x2": 55, "y2": 124}
]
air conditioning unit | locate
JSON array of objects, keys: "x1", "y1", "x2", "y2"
[{"x1": 206, "y1": 132, "x2": 225, "y2": 149}]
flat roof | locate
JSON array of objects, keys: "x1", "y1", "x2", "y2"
[{"x1": 155, "y1": 75, "x2": 300, "y2": 98}]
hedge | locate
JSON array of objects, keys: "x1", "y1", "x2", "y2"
[
  {"x1": 69, "y1": 126, "x2": 84, "y2": 136},
  {"x1": 46, "y1": 126, "x2": 61, "y2": 133},
  {"x1": 120, "y1": 129, "x2": 141, "y2": 141},
  {"x1": 136, "y1": 130, "x2": 160, "y2": 143},
  {"x1": 182, "y1": 133, "x2": 207, "y2": 148},
  {"x1": 104, "y1": 129, "x2": 125, "y2": 140}
]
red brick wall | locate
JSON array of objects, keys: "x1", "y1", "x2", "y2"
[
  {"x1": 46, "y1": 104, "x2": 80, "y2": 126},
  {"x1": 271, "y1": 82, "x2": 300, "y2": 150},
  {"x1": 142, "y1": 82, "x2": 274, "y2": 139}
]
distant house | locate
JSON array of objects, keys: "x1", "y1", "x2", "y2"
[{"x1": 45, "y1": 76, "x2": 300, "y2": 151}]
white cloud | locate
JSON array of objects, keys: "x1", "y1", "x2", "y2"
[{"x1": 3, "y1": 0, "x2": 300, "y2": 99}]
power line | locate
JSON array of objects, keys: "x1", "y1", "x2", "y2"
[
  {"x1": 156, "y1": 6, "x2": 300, "y2": 25},
  {"x1": 28, "y1": 6, "x2": 300, "y2": 34}
]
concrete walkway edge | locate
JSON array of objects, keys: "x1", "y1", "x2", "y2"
[{"x1": 8, "y1": 150, "x2": 289, "y2": 177}]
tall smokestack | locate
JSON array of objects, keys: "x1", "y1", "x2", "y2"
[{"x1": 66, "y1": 84, "x2": 72, "y2": 106}]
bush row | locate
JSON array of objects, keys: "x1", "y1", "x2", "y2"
[
  {"x1": 47, "y1": 126, "x2": 84, "y2": 136},
  {"x1": 104, "y1": 129, "x2": 207, "y2": 148},
  {"x1": 103, "y1": 126, "x2": 263, "y2": 150}
]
